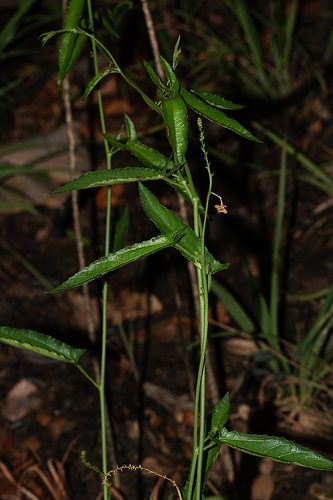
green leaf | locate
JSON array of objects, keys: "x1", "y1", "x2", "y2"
[
  {"x1": 172, "y1": 36, "x2": 182, "y2": 71},
  {"x1": 190, "y1": 90, "x2": 245, "y2": 110},
  {"x1": 180, "y1": 87, "x2": 261, "y2": 143},
  {"x1": 143, "y1": 60, "x2": 169, "y2": 92},
  {"x1": 124, "y1": 114, "x2": 139, "y2": 142},
  {"x1": 82, "y1": 66, "x2": 114, "y2": 103},
  {"x1": 139, "y1": 183, "x2": 227, "y2": 275},
  {"x1": 104, "y1": 118, "x2": 205, "y2": 214},
  {"x1": 211, "y1": 393, "x2": 231, "y2": 427},
  {"x1": 159, "y1": 55, "x2": 179, "y2": 95},
  {"x1": 161, "y1": 94, "x2": 188, "y2": 163},
  {"x1": 200, "y1": 395, "x2": 231, "y2": 486},
  {"x1": 49, "y1": 167, "x2": 165, "y2": 194},
  {"x1": 103, "y1": 115, "x2": 171, "y2": 170},
  {"x1": 0, "y1": 326, "x2": 86, "y2": 364},
  {"x1": 58, "y1": 0, "x2": 86, "y2": 86},
  {"x1": 50, "y1": 230, "x2": 184, "y2": 292},
  {"x1": 210, "y1": 427, "x2": 333, "y2": 470},
  {"x1": 104, "y1": 117, "x2": 205, "y2": 214},
  {"x1": 62, "y1": 32, "x2": 87, "y2": 81}
]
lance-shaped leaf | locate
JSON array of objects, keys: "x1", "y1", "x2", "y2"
[
  {"x1": 104, "y1": 115, "x2": 171, "y2": 170},
  {"x1": 0, "y1": 326, "x2": 86, "y2": 364},
  {"x1": 139, "y1": 183, "x2": 227, "y2": 275},
  {"x1": 172, "y1": 36, "x2": 181, "y2": 71},
  {"x1": 189, "y1": 89, "x2": 245, "y2": 110},
  {"x1": 144, "y1": 60, "x2": 169, "y2": 92},
  {"x1": 58, "y1": 0, "x2": 86, "y2": 86},
  {"x1": 82, "y1": 66, "x2": 114, "y2": 103},
  {"x1": 161, "y1": 94, "x2": 188, "y2": 163},
  {"x1": 183, "y1": 394, "x2": 231, "y2": 500},
  {"x1": 49, "y1": 167, "x2": 165, "y2": 195},
  {"x1": 159, "y1": 55, "x2": 179, "y2": 96},
  {"x1": 104, "y1": 116, "x2": 205, "y2": 214},
  {"x1": 180, "y1": 87, "x2": 261, "y2": 143},
  {"x1": 62, "y1": 31, "x2": 87, "y2": 83},
  {"x1": 50, "y1": 230, "x2": 184, "y2": 292},
  {"x1": 210, "y1": 427, "x2": 333, "y2": 471}
]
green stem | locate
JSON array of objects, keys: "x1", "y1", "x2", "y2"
[
  {"x1": 87, "y1": 2, "x2": 112, "y2": 499},
  {"x1": 186, "y1": 121, "x2": 213, "y2": 500},
  {"x1": 76, "y1": 363, "x2": 100, "y2": 389},
  {"x1": 185, "y1": 196, "x2": 201, "y2": 500}
]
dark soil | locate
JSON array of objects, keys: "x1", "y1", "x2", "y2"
[{"x1": 0, "y1": 2, "x2": 333, "y2": 500}]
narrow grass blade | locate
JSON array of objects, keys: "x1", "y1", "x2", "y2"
[
  {"x1": 0, "y1": 186, "x2": 41, "y2": 216},
  {"x1": 270, "y1": 138, "x2": 287, "y2": 340},
  {"x1": 252, "y1": 122, "x2": 333, "y2": 196},
  {"x1": 233, "y1": 0, "x2": 266, "y2": 87},
  {"x1": 211, "y1": 280, "x2": 255, "y2": 333},
  {"x1": 0, "y1": 236, "x2": 53, "y2": 290},
  {"x1": 297, "y1": 282, "x2": 333, "y2": 377},
  {"x1": 282, "y1": 0, "x2": 298, "y2": 71},
  {"x1": 0, "y1": 0, "x2": 36, "y2": 53}
]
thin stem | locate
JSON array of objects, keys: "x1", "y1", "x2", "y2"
[
  {"x1": 86, "y1": 1, "x2": 113, "y2": 498},
  {"x1": 76, "y1": 363, "x2": 100, "y2": 389},
  {"x1": 186, "y1": 121, "x2": 214, "y2": 500}
]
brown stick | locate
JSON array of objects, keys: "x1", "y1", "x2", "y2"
[{"x1": 141, "y1": 0, "x2": 165, "y2": 81}]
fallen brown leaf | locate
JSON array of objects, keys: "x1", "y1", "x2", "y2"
[
  {"x1": 108, "y1": 288, "x2": 163, "y2": 324},
  {"x1": 2, "y1": 380, "x2": 41, "y2": 423}
]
